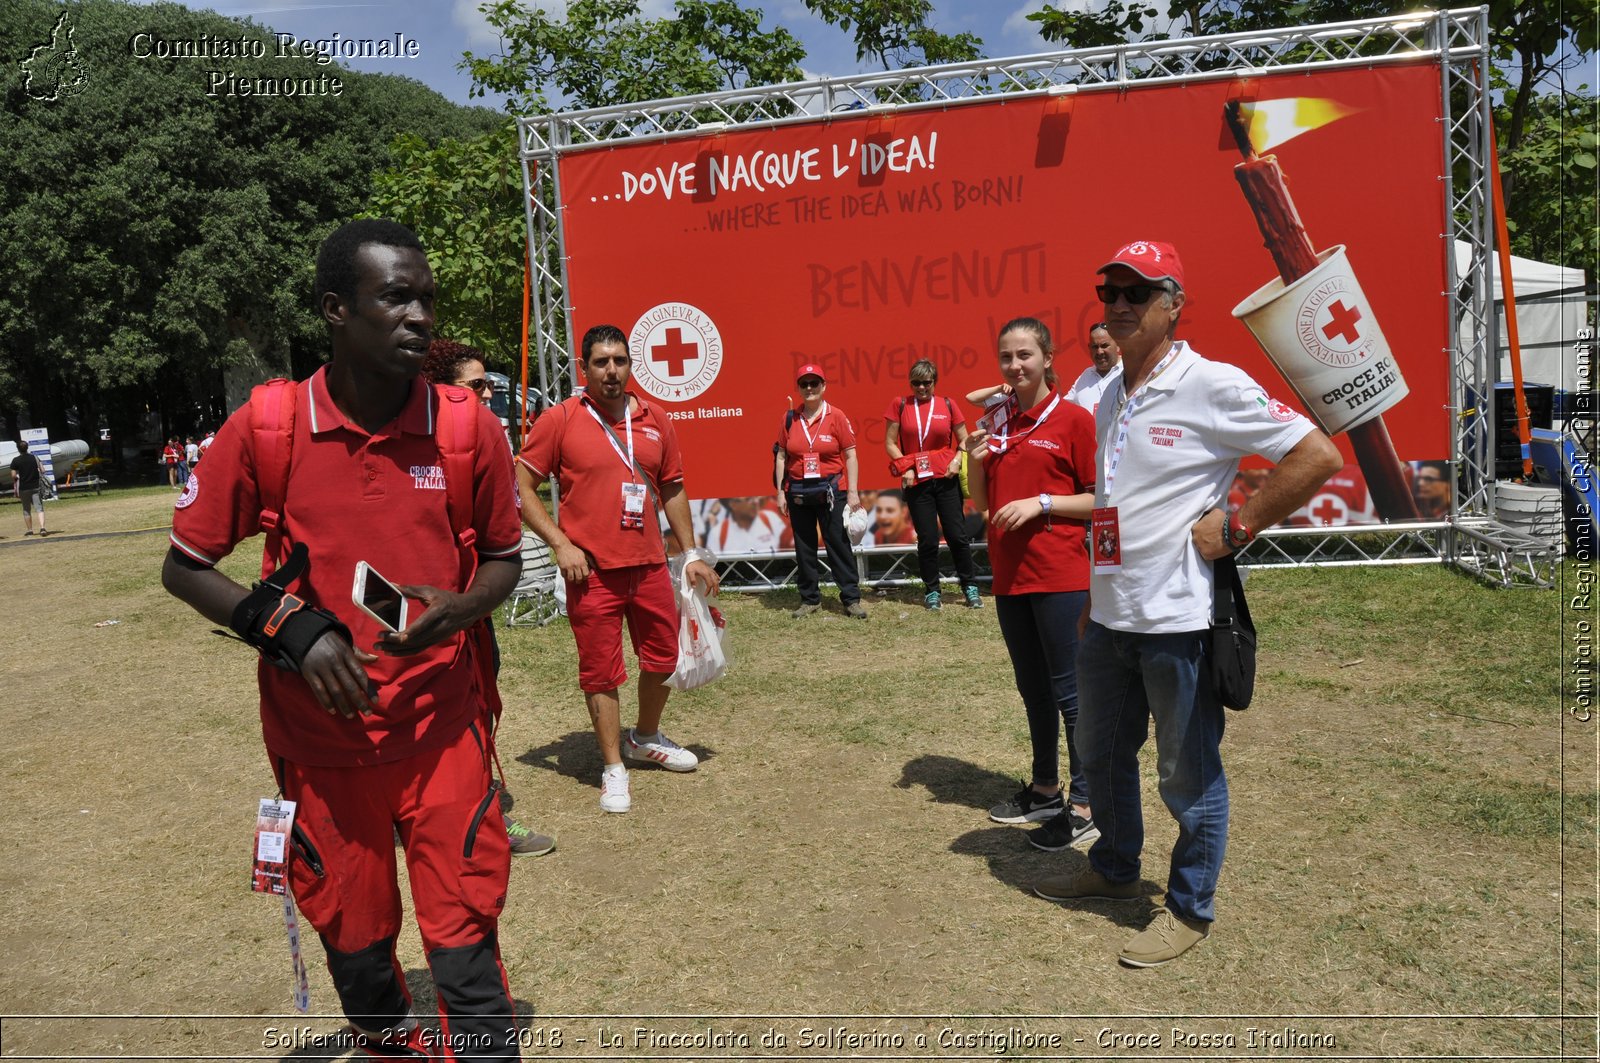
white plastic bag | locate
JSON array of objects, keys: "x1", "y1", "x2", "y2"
[
  {"x1": 666, "y1": 548, "x2": 728, "y2": 691},
  {"x1": 844, "y1": 504, "x2": 871, "y2": 545}
]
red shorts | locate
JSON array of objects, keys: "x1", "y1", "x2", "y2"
[
  {"x1": 279, "y1": 718, "x2": 511, "y2": 954},
  {"x1": 565, "y1": 563, "x2": 679, "y2": 693}
]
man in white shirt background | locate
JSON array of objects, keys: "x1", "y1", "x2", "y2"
[{"x1": 1065, "y1": 322, "x2": 1123, "y2": 416}]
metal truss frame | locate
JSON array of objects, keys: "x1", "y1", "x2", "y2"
[{"x1": 517, "y1": 6, "x2": 1557, "y2": 592}]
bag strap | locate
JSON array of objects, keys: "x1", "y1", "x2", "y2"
[
  {"x1": 1232, "y1": 559, "x2": 1254, "y2": 635},
  {"x1": 433, "y1": 385, "x2": 481, "y2": 584},
  {"x1": 1213, "y1": 553, "x2": 1254, "y2": 634},
  {"x1": 248, "y1": 379, "x2": 298, "y2": 581}
]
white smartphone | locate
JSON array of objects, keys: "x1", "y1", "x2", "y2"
[{"x1": 352, "y1": 561, "x2": 408, "y2": 632}]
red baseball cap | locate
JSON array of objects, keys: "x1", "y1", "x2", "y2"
[
  {"x1": 1098, "y1": 240, "x2": 1186, "y2": 291},
  {"x1": 796, "y1": 364, "x2": 826, "y2": 383}
]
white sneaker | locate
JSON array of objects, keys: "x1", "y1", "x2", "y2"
[
  {"x1": 623, "y1": 729, "x2": 699, "y2": 772},
  {"x1": 599, "y1": 767, "x2": 631, "y2": 813}
]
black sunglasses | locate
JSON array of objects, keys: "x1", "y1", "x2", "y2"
[
  {"x1": 1095, "y1": 283, "x2": 1168, "y2": 305},
  {"x1": 797, "y1": 378, "x2": 824, "y2": 389},
  {"x1": 457, "y1": 378, "x2": 492, "y2": 393}
]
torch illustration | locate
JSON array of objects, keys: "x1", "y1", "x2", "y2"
[{"x1": 1226, "y1": 99, "x2": 1421, "y2": 521}]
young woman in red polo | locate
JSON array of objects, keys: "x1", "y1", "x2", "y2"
[{"x1": 963, "y1": 316, "x2": 1100, "y2": 856}]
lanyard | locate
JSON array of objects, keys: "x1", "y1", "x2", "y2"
[
  {"x1": 585, "y1": 397, "x2": 636, "y2": 481},
  {"x1": 798, "y1": 401, "x2": 828, "y2": 450},
  {"x1": 1101, "y1": 342, "x2": 1183, "y2": 503},
  {"x1": 911, "y1": 395, "x2": 933, "y2": 450},
  {"x1": 988, "y1": 393, "x2": 1060, "y2": 456}
]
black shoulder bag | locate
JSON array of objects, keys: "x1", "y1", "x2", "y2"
[{"x1": 1210, "y1": 554, "x2": 1257, "y2": 710}]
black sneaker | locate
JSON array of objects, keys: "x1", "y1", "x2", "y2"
[
  {"x1": 1028, "y1": 809, "x2": 1100, "y2": 851},
  {"x1": 988, "y1": 783, "x2": 1065, "y2": 824}
]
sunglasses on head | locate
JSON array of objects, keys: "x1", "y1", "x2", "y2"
[
  {"x1": 1095, "y1": 282, "x2": 1168, "y2": 305},
  {"x1": 457, "y1": 378, "x2": 492, "y2": 393}
]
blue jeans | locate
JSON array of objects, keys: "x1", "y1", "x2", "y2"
[
  {"x1": 1076, "y1": 621, "x2": 1228, "y2": 923},
  {"x1": 994, "y1": 591, "x2": 1088, "y2": 806}
]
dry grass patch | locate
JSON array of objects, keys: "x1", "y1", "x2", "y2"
[{"x1": 0, "y1": 501, "x2": 1590, "y2": 1060}]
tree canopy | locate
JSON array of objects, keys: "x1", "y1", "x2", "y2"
[{"x1": 0, "y1": 0, "x2": 497, "y2": 449}]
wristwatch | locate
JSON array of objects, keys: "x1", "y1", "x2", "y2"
[
  {"x1": 1224, "y1": 509, "x2": 1253, "y2": 550},
  {"x1": 1038, "y1": 492, "x2": 1052, "y2": 515}
]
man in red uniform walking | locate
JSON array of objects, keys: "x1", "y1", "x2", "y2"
[
  {"x1": 161, "y1": 219, "x2": 526, "y2": 1060},
  {"x1": 517, "y1": 325, "x2": 718, "y2": 815}
]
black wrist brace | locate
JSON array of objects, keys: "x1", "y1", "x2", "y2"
[{"x1": 229, "y1": 543, "x2": 352, "y2": 672}]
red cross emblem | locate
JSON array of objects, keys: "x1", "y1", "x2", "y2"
[
  {"x1": 1321, "y1": 299, "x2": 1362, "y2": 345},
  {"x1": 649, "y1": 327, "x2": 700, "y2": 377},
  {"x1": 1310, "y1": 495, "x2": 1347, "y2": 525}
]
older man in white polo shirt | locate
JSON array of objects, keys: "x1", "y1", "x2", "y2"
[
  {"x1": 1065, "y1": 322, "x2": 1122, "y2": 416},
  {"x1": 1033, "y1": 240, "x2": 1341, "y2": 967}
]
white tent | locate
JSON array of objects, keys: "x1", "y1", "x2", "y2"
[{"x1": 1454, "y1": 240, "x2": 1591, "y2": 392}]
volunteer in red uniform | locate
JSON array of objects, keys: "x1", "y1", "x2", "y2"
[
  {"x1": 516, "y1": 324, "x2": 718, "y2": 815},
  {"x1": 963, "y1": 317, "x2": 1100, "y2": 853},
  {"x1": 161, "y1": 220, "x2": 526, "y2": 1060},
  {"x1": 883, "y1": 358, "x2": 980, "y2": 611},
  {"x1": 774, "y1": 364, "x2": 866, "y2": 619}
]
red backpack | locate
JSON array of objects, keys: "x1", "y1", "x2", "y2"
[{"x1": 245, "y1": 378, "x2": 501, "y2": 714}]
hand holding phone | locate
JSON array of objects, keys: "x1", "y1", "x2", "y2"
[{"x1": 353, "y1": 561, "x2": 409, "y2": 632}]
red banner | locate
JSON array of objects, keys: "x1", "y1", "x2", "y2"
[{"x1": 556, "y1": 62, "x2": 1450, "y2": 513}]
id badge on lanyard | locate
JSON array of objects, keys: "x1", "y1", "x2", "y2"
[
  {"x1": 585, "y1": 399, "x2": 648, "y2": 530},
  {"x1": 913, "y1": 398, "x2": 935, "y2": 478},
  {"x1": 1091, "y1": 506, "x2": 1122, "y2": 573},
  {"x1": 252, "y1": 797, "x2": 296, "y2": 895},
  {"x1": 799, "y1": 405, "x2": 826, "y2": 478},
  {"x1": 252, "y1": 797, "x2": 311, "y2": 1014},
  {"x1": 621, "y1": 481, "x2": 647, "y2": 530},
  {"x1": 978, "y1": 398, "x2": 1012, "y2": 438},
  {"x1": 1095, "y1": 343, "x2": 1183, "y2": 574}
]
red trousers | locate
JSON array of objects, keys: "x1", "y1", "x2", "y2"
[{"x1": 278, "y1": 719, "x2": 520, "y2": 1060}]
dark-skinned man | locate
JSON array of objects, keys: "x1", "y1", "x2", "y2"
[{"x1": 162, "y1": 219, "x2": 526, "y2": 1060}]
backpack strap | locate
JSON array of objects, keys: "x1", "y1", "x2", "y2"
[
  {"x1": 774, "y1": 408, "x2": 798, "y2": 489},
  {"x1": 432, "y1": 387, "x2": 505, "y2": 721},
  {"x1": 432, "y1": 385, "x2": 481, "y2": 585},
  {"x1": 248, "y1": 379, "x2": 298, "y2": 581}
]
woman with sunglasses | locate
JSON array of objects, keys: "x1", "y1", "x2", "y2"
[
  {"x1": 421, "y1": 338, "x2": 555, "y2": 858},
  {"x1": 884, "y1": 359, "x2": 980, "y2": 611},
  {"x1": 775, "y1": 364, "x2": 867, "y2": 619},
  {"x1": 962, "y1": 317, "x2": 1100, "y2": 852},
  {"x1": 422, "y1": 338, "x2": 496, "y2": 405}
]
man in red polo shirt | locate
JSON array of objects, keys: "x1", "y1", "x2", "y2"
[
  {"x1": 516, "y1": 324, "x2": 718, "y2": 815},
  {"x1": 162, "y1": 219, "x2": 526, "y2": 1060}
]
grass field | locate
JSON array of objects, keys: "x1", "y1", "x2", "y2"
[{"x1": 0, "y1": 486, "x2": 1593, "y2": 1061}]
